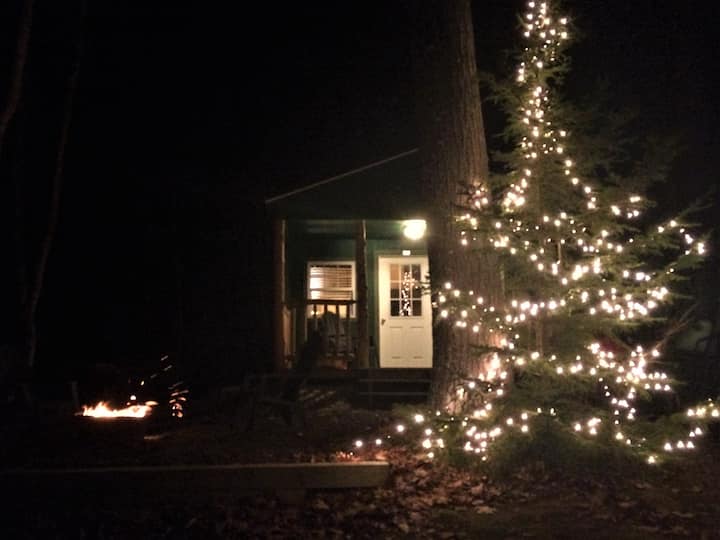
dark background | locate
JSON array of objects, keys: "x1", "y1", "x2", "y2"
[{"x1": 1, "y1": 1, "x2": 718, "y2": 387}]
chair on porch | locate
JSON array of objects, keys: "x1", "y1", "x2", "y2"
[
  {"x1": 317, "y1": 310, "x2": 357, "y2": 369},
  {"x1": 319, "y1": 312, "x2": 352, "y2": 356}
]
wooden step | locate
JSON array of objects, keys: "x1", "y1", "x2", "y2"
[
  {"x1": 353, "y1": 368, "x2": 433, "y2": 377},
  {"x1": 352, "y1": 368, "x2": 432, "y2": 408}
]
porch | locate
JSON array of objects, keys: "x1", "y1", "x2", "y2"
[{"x1": 265, "y1": 149, "x2": 432, "y2": 372}]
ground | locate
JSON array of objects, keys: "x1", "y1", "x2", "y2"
[{"x1": 2, "y1": 398, "x2": 720, "y2": 538}]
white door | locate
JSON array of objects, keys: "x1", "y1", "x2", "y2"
[{"x1": 378, "y1": 256, "x2": 432, "y2": 368}]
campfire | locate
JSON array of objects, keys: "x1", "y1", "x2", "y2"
[{"x1": 80, "y1": 397, "x2": 158, "y2": 419}]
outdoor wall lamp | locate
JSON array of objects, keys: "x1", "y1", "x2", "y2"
[{"x1": 402, "y1": 219, "x2": 427, "y2": 240}]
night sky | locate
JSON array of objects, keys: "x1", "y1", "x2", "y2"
[{"x1": 1, "y1": 1, "x2": 718, "y2": 385}]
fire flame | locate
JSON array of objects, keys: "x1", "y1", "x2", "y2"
[{"x1": 80, "y1": 400, "x2": 157, "y2": 418}]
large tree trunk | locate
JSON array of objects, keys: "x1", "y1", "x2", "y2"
[
  {"x1": 271, "y1": 218, "x2": 286, "y2": 371},
  {"x1": 0, "y1": 0, "x2": 34, "y2": 382},
  {"x1": 413, "y1": 0, "x2": 503, "y2": 411},
  {"x1": 22, "y1": 0, "x2": 86, "y2": 368},
  {"x1": 355, "y1": 220, "x2": 370, "y2": 368},
  {"x1": 0, "y1": 0, "x2": 34, "y2": 160}
]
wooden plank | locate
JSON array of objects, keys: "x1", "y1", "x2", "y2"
[
  {"x1": 357, "y1": 378, "x2": 431, "y2": 384},
  {"x1": 2, "y1": 462, "x2": 389, "y2": 496},
  {"x1": 355, "y1": 391, "x2": 428, "y2": 397}
]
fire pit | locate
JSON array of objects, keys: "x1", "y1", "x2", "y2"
[
  {"x1": 68, "y1": 353, "x2": 189, "y2": 448},
  {"x1": 73, "y1": 397, "x2": 159, "y2": 443},
  {"x1": 80, "y1": 400, "x2": 157, "y2": 419}
]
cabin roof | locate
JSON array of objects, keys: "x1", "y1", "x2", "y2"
[{"x1": 265, "y1": 149, "x2": 426, "y2": 219}]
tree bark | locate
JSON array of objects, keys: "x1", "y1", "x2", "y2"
[
  {"x1": 22, "y1": 0, "x2": 86, "y2": 368},
  {"x1": 413, "y1": 0, "x2": 503, "y2": 411},
  {"x1": 355, "y1": 220, "x2": 369, "y2": 368}
]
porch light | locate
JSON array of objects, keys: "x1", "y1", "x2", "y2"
[{"x1": 402, "y1": 219, "x2": 426, "y2": 240}]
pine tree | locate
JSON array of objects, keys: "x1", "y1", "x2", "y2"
[
  {"x1": 356, "y1": 0, "x2": 716, "y2": 470},
  {"x1": 445, "y1": 0, "x2": 715, "y2": 468}
]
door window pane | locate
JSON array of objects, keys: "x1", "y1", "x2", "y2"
[{"x1": 389, "y1": 263, "x2": 422, "y2": 317}]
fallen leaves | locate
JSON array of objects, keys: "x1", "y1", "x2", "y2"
[
  {"x1": 312, "y1": 498, "x2": 329, "y2": 511},
  {"x1": 393, "y1": 516, "x2": 410, "y2": 534},
  {"x1": 474, "y1": 505, "x2": 496, "y2": 514}
]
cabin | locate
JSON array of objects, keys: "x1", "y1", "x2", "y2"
[{"x1": 266, "y1": 149, "x2": 434, "y2": 372}]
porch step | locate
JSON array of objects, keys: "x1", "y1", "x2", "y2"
[
  {"x1": 354, "y1": 368, "x2": 433, "y2": 377},
  {"x1": 351, "y1": 368, "x2": 432, "y2": 409}
]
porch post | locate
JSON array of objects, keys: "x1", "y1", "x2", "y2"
[
  {"x1": 355, "y1": 220, "x2": 370, "y2": 368},
  {"x1": 272, "y1": 218, "x2": 286, "y2": 372}
]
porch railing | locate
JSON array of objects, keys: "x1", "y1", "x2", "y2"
[
  {"x1": 286, "y1": 300, "x2": 357, "y2": 366},
  {"x1": 307, "y1": 300, "x2": 356, "y2": 361}
]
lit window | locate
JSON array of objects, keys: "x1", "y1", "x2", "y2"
[{"x1": 307, "y1": 262, "x2": 355, "y2": 318}]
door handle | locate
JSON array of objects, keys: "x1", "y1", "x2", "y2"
[{"x1": 381, "y1": 318, "x2": 386, "y2": 326}]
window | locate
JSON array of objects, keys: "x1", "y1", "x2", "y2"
[{"x1": 307, "y1": 261, "x2": 355, "y2": 317}]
